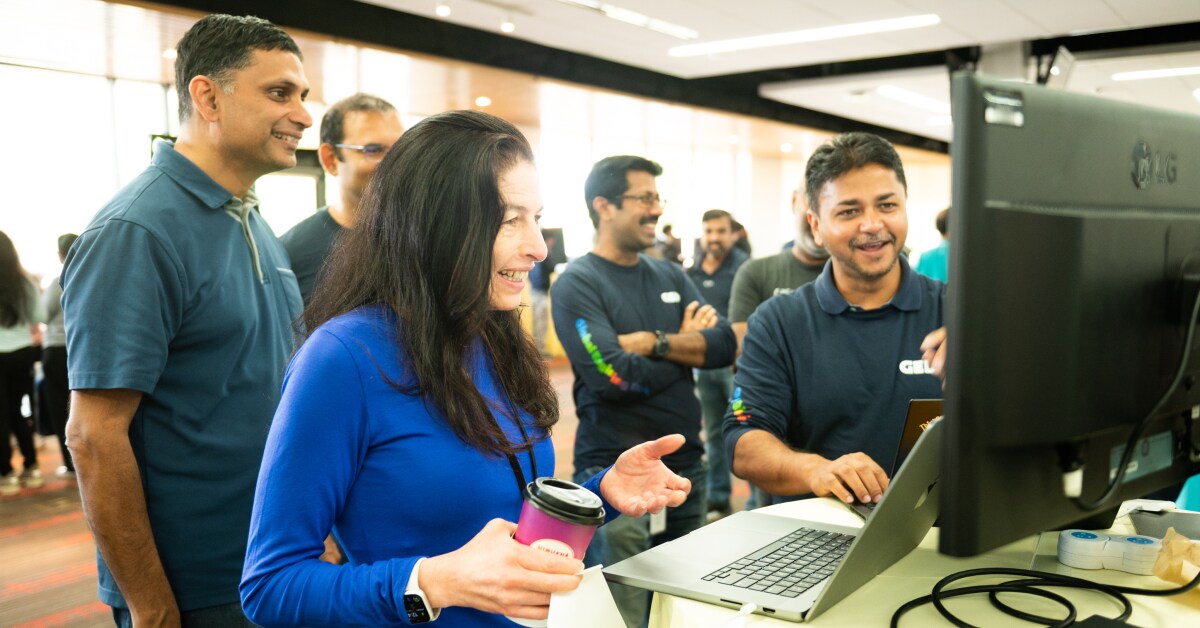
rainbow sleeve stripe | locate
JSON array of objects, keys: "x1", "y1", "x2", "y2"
[
  {"x1": 730, "y1": 386, "x2": 752, "y2": 422},
  {"x1": 574, "y1": 318, "x2": 648, "y2": 395}
]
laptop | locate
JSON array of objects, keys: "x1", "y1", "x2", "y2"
[
  {"x1": 602, "y1": 418, "x2": 943, "y2": 623},
  {"x1": 849, "y1": 399, "x2": 943, "y2": 519}
]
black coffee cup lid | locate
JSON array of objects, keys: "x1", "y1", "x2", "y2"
[{"x1": 525, "y1": 477, "x2": 605, "y2": 526}]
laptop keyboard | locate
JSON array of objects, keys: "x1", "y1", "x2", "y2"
[{"x1": 700, "y1": 527, "x2": 855, "y2": 598}]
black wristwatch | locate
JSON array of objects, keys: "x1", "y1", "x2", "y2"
[{"x1": 651, "y1": 330, "x2": 670, "y2": 360}]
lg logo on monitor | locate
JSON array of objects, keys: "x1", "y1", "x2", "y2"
[{"x1": 1131, "y1": 142, "x2": 1177, "y2": 189}]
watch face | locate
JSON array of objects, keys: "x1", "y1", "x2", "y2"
[
  {"x1": 653, "y1": 331, "x2": 669, "y2": 358},
  {"x1": 404, "y1": 594, "x2": 431, "y2": 623}
]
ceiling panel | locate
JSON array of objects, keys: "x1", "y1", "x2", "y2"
[{"x1": 2, "y1": 0, "x2": 1196, "y2": 149}]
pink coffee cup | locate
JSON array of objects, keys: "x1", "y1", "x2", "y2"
[{"x1": 514, "y1": 477, "x2": 605, "y2": 560}]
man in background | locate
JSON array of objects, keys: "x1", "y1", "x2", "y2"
[
  {"x1": 724, "y1": 132, "x2": 944, "y2": 508},
  {"x1": 282, "y1": 92, "x2": 403, "y2": 303},
  {"x1": 553, "y1": 155, "x2": 736, "y2": 627},
  {"x1": 63, "y1": 15, "x2": 309, "y2": 626},
  {"x1": 914, "y1": 207, "x2": 950, "y2": 282},
  {"x1": 656, "y1": 223, "x2": 682, "y2": 264},
  {"x1": 685, "y1": 209, "x2": 747, "y2": 520},
  {"x1": 528, "y1": 230, "x2": 560, "y2": 357},
  {"x1": 729, "y1": 189, "x2": 830, "y2": 348}
]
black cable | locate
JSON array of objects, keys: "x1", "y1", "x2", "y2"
[
  {"x1": 1072, "y1": 282, "x2": 1200, "y2": 511},
  {"x1": 891, "y1": 566, "x2": 1200, "y2": 627}
]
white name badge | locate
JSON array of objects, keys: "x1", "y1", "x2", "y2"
[
  {"x1": 660, "y1": 291, "x2": 681, "y2": 304},
  {"x1": 649, "y1": 509, "x2": 667, "y2": 536}
]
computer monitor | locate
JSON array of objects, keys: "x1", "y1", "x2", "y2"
[{"x1": 939, "y1": 72, "x2": 1200, "y2": 556}]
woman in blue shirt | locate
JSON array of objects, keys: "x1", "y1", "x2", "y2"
[{"x1": 241, "y1": 110, "x2": 690, "y2": 627}]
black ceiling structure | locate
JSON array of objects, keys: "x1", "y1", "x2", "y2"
[{"x1": 143, "y1": 0, "x2": 1200, "y2": 155}]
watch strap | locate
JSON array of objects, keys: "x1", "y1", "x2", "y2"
[
  {"x1": 652, "y1": 330, "x2": 670, "y2": 359},
  {"x1": 403, "y1": 558, "x2": 440, "y2": 623}
]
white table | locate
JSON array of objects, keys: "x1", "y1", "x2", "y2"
[{"x1": 648, "y1": 498, "x2": 1200, "y2": 626}]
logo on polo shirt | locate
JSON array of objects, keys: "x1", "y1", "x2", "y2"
[
  {"x1": 898, "y1": 359, "x2": 935, "y2": 375},
  {"x1": 661, "y1": 291, "x2": 681, "y2": 303}
]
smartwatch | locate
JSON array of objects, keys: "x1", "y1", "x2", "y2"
[
  {"x1": 651, "y1": 330, "x2": 670, "y2": 360},
  {"x1": 403, "y1": 558, "x2": 440, "y2": 623}
]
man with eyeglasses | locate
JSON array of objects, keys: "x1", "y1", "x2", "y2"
[
  {"x1": 281, "y1": 92, "x2": 403, "y2": 303},
  {"x1": 552, "y1": 155, "x2": 737, "y2": 627}
]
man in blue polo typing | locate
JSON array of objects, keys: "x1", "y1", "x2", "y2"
[{"x1": 723, "y1": 132, "x2": 945, "y2": 507}]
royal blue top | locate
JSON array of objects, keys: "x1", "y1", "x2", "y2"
[{"x1": 241, "y1": 305, "x2": 613, "y2": 626}]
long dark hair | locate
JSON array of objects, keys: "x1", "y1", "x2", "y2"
[
  {"x1": 305, "y1": 110, "x2": 557, "y2": 457},
  {"x1": 0, "y1": 231, "x2": 33, "y2": 327}
]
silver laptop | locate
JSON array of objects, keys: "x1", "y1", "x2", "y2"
[{"x1": 603, "y1": 419, "x2": 943, "y2": 622}]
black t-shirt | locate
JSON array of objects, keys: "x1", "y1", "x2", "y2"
[
  {"x1": 686, "y1": 248, "x2": 748, "y2": 318},
  {"x1": 551, "y1": 253, "x2": 737, "y2": 472},
  {"x1": 280, "y1": 208, "x2": 342, "y2": 304}
]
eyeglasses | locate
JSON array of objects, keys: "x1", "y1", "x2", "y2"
[
  {"x1": 333, "y1": 143, "x2": 390, "y2": 159},
  {"x1": 617, "y1": 193, "x2": 666, "y2": 208}
]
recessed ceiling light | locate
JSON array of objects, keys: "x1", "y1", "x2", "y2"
[
  {"x1": 475, "y1": 96, "x2": 492, "y2": 107},
  {"x1": 669, "y1": 14, "x2": 940, "y2": 57},
  {"x1": 844, "y1": 89, "x2": 870, "y2": 103},
  {"x1": 553, "y1": 0, "x2": 698, "y2": 40},
  {"x1": 876, "y1": 85, "x2": 950, "y2": 115},
  {"x1": 500, "y1": 17, "x2": 515, "y2": 33},
  {"x1": 781, "y1": 143, "x2": 793, "y2": 153},
  {"x1": 1111, "y1": 66, "x2": 1200, "y2": 81},
  {"x1": 435, "y1": 2, "x2": 451, "y2": 17}
]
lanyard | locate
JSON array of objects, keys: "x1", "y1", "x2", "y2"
[{"x1": 500, "y1": 395, "x2": 538, "y2": 501}]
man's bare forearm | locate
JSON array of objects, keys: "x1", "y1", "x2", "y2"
[
  {"x1": 663, "y1": 331, "x2": 708, "y2": 367},
  {"x1": 69, "y1": 390, "x2": 180, "y2": 626},
  {"x1": 618, "y1": 330, "x2": 709, "y2": 367},
  {"x1": 732, "y1": 322, "x2": 747, "y2": 358},
  {"x1": 730, "y1": 429, "x2": 825, "y2": 496}
]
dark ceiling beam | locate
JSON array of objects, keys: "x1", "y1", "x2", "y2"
[
  {"x1": 1028, "y1": 21, "x2": 1200, "y2": 58},
  {"x1": 689, "y1": 47, "x2": 980, "y2": 93},
  {"x1": 139, "y1": 0, "x2": 950, "y2": 152}
]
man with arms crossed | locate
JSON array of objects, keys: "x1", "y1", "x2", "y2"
[
  {"x1": 62, "y1": 15, "x2": 309, "y2": 626},
  {"x1": 723, "y1": 133, "x2": 944, "y2": 507},
  {"x1": 281, "y1": 92, "x2": 403, "y2": 303},
  {"x1": 553, "y1": 155, "x2": 737, "y2": 627}
]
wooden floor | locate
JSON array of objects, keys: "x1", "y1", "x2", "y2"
[{"x1": 0, "y1": 358, "x2": 747, "y2": 626}]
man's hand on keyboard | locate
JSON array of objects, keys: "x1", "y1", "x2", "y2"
[{"x1": 808, "y1": 453, "x2": 889, "y2": 505}]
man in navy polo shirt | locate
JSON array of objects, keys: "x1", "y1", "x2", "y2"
[
  {"x1": 723, "y1": 132, "x2": 945, "y2": 507},
  {"x1": 62, "y1": 15, "x2": 309, "y2": 627}
]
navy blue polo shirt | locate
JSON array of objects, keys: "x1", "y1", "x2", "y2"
[
  {"x1": 686, "y1": 248, "x2": 749, "y2": 318},
  {"x1": 722, "y1": 257, "x2": 945, "y2": 503},
  {"x1": 62, "y1": 142, "x2": 303, "y2": 610}
]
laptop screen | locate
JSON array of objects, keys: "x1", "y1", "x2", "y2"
[{"x1": 890, "y1": 400, "x2": 942, "y2": 474}]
